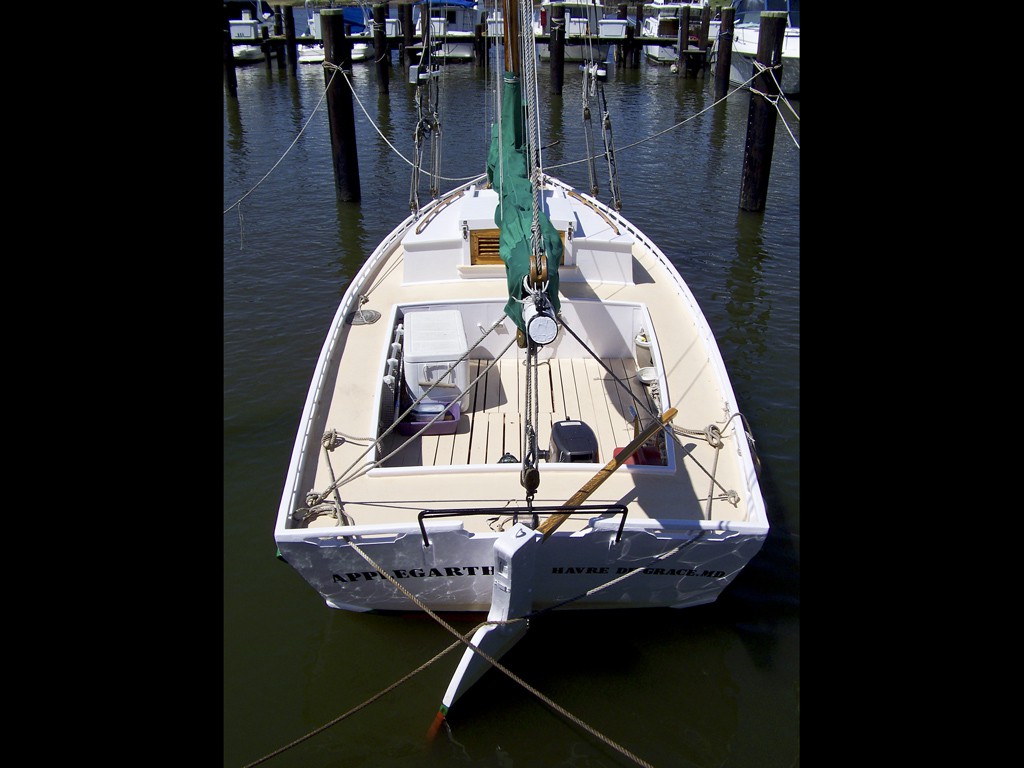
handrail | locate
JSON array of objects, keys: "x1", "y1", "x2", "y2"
[{"x1": 417, "y1": 503, "x2": 628, "y2": 547}]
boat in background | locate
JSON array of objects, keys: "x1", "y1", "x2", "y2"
[
  {"x1": 275, "y1": 0, "x2": 769, "y2": 719},
  {"x1": 721, "y1": 0, "x2": 800, "y2": 96},
  {"x1": 640, "y1": 0, "x2": 715, "y2": 65},
  {"x1": 299, "y1": 1, "x2": 394, "y2": 64},
  {"x1": 413, "y1": 0, "x2": 484, "y2": 61},
  {"x1": 298, "y1": 0, "x2": 326, "y2": 63},
  {"x1": 534, "y1": 0, "x2": 628, "y2": 63},
  {"x1": 226, "y1": 0, "x2": 274, "y2": 64}
]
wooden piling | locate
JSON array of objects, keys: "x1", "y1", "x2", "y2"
[
  {"x1": 374, "y1": 3, "x2": 389, "y2": 93},
  {"x1": 698, "y1": 7, "x2": 710, "y2": 50},
  {"x1": 223, "y1": 29, "x2": 238, "y2": 98},
  {"x1": 713, "y1": 6, "x2": 734, "y2": 101},
  {"x1": 401, "y1": 3, "x2": 414, "y2": 64},
  {"x1": 272, "y1": 4, "x2": 285, "y2": 72},
  {"x1": 739, "y1": 11, "x2": 786, "y2": 212},
  {"x1": 550, "y1": 4, "x2": 564, "y2": 96},
  {"x1": 322, "y1": 8, "x2": 361, "y2": 202},
  {"x1": 632, "y1": 2, "x2": 644, "y2": 67},
  {"x1": 262, "y1": 26, "x2": 273, "y2": 70},
  {"x1": 274, "y1": 29, "x2": 286, "y2": 72},
  {"x1": 698, "y1": 6, "x2": 710, "y2": 72},
  {"x1": 482, "y1": 11, "x2": 491, "y2": 61},
  {"x1": 475, "y1": 23, "x2": 485, "y2": 65},
  {"x1": 616, "y1": 4, "x2": 627, "y2": 65},
  {"x1": 283, "y1": 4, "x2": 298, "y2": 73},
  {"x1": 676, "y1": 6, "x2": 689, "y2": 74}
]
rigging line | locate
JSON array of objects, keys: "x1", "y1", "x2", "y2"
[
  {"x1": 748, "y1": 60, "x2": 800, "y2": 143},
  {"x1": 666, "y1": 428, "x2": 738, "y2": 503},
  {"x1": 355, "y1": 249, "x2": 403, "y2": 298},
  {"x1": 556, "y1": 316, "x2": 660, "y2": 423},
  {"x1": 723, "y1": 409, "x2": 757, "y2": 452},
  {"x1": 544, "y1": 69, "x2": 793, "y2": 173},
  {"x1": 336, "y1": 64, "x2": 416, "y2": 167},
  {"x1": 330, "y1": 535, "x2": 656, "y2": 768},
  {"x1": 223, "y1": 64, "x2": 338, "y2": 216},
  {"x1": 240, "y1": 635, "x2": 472, "y2": 768},
  {"x1": 335, "y1": 60, "x2": 479, "y2": 184},
  {"x1": 338, "y1": 337, "x2": 515, "y2": 487},
  {"x1": 326, "y1": 315, "x2": 515, "y2": 490}
]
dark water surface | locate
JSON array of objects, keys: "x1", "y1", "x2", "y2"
[{"x1": 224, "y1": 47, "x2": 799, "y2": 768}]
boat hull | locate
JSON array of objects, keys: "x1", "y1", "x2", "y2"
[
  {"x1": 429, "y1": 38, "x2": 477, "y2": 61},
  {"x1": 537, "y1": 43, "x2": 610, "y2": 63},
  {"x1": 277, "y1": 522, "x2": 765, "y2": 612},
  {"x1": 275, "y1": 174, "x2": 768, "y2": 616},
  {"x1": 729, "y1": 52, "x2": 799, "y2": 96},
  {"x1": 725, "y1": 24, "x2": 800, "y2": 96},
  {"x1": 233, "y1": 44, "x2": 265, "y2": 64}
]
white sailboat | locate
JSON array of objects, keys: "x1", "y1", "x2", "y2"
[{"x1": 275, "y1": 0, "x2": 769, "y2": 719}]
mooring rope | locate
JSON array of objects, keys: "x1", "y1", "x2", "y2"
[
  {"x1": 244, "y1": 524, "x2": 712, "y2": 768},
  {"x1": 224, "y1": 60, "x2": 796, "y2": 219},
  {"x1": 223, "y1": 63, "x2": 340, "y2": 217},
  {"x1": 747, "y1": 60, "x2": 800, "y2": 148},
  {"x1": 555, "y1": 312, "x2": 742, "y2": 517}
]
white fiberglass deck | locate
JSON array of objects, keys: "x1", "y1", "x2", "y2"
[{"x1": 280, "y1": 177, "x2": 765, "y2": 541}]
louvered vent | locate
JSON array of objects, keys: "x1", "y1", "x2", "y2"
[
  {"x1": 470, "y1": 229, "x2": 502, "y2": 265},
  {"x1": 470, "y1": 228, "x2": 567, "y2": 266}
]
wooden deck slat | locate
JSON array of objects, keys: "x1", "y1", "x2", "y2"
[
  {"x1": 465, "y1": 360, "x2": 483, "y2": 413},
  {"x1": 569, "y1": 357, "x2": 600, "y2": 433},
  {"x1": 504, "y1": 402, "x2": 522, "y2": 460},
  {"x1": 595, "y1": 358, "x2": 629, "y2": 450},
  {"x1": 483, "y1": 358, "x2": 502, "y2": 413},
  {"x1": 468, "y1": 408, "x2": 491, "y2": 464},
  {"x1": 497, "y1": 355, "x2": 520, "y2": 415},
  {"x1": 554, "y1": 357, "x2": 580, "y2": 421},
  {"x1": 486, "y1": 412, "x2": 506, "y2": 463},
  {"x1": 536, "y1": 359, "x2": 554, "y2": 414},
  {"x1": 549, "y1": 357, "x2": 566, "y2": 419},
  {"x1": 582, "y1": 357, "x2": 617, "y2": 464},
  {"x1": 382, "y1": 357, "x2": 651, "y2": 468},
  {"x1": 607, "y1": 357, "x2": 641, "y2": 444},
  {"x1": 451, "y1": 409, "x2": 473, "y2": 464},
  {"x1": 421, "y1": 432, "x2": 439, "y2": 465}
]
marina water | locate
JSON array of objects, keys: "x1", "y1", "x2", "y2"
[{"x1": 224, "y1": 44, "x2": 800, "y2": 768}]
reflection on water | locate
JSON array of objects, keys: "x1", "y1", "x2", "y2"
[
  {"x1": 725, "y1": 209, "x2": 771, "y2": 364},
  {"x1": 225, "y1": 47, "x2": 798, "y2": 768},
  {"x1": 332, "y1": 199, "x2": 370, "y2": 292}
]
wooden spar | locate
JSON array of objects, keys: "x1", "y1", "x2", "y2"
[
  {"x1": 536, "y1": 408, "x2": 678, "y2": 540},
  {"x1": 501, "y1": 0, "x2": 520, "y2": 73}
]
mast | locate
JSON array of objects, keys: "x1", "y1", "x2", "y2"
[{"x1": 501, "y1": 0, "x2": 520, "y2": 73}]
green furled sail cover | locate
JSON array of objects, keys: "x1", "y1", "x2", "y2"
[{"x1": 487, "y1": 71, "x2": 562, "y2": 331}]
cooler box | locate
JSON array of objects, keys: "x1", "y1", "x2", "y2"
[{"x1": 403, "y1": 310, "x2": 469, "y2": 405}]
